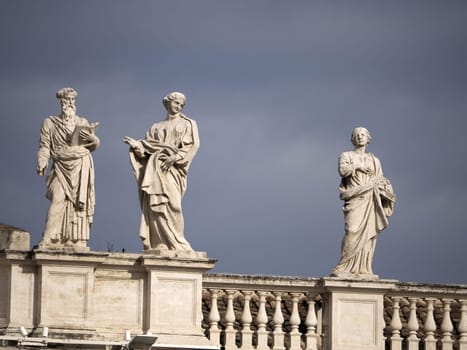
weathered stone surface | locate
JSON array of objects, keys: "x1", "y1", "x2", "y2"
[{"x1": 0, "y1": 223, "x2": 30, "y2": 250}]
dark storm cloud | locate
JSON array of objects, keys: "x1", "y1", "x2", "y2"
[{"x1": 0, "y1": 1, "x2": 466, "y2": 284}]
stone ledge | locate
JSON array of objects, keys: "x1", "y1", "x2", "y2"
[{"x1": 0, "y1": 224, "x2": 30, "y2": 251}]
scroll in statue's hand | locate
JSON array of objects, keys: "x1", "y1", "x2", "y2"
[{"x1": 378, "y1": 178, "x2": 395, "y2": 202}]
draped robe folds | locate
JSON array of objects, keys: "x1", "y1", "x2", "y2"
[
  {"x1": 332, "y1": 151, "x2": 395, "y2": 277},
  {"x1": 37, "y1": 116, "x2": 98, "y2": 246},
  {"x1": 129, "y1": 114, "x2": 199, "y2": 251}
]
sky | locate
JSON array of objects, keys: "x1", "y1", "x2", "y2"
[{"x1": 1, "y1": 1, "x2": 466, "y2": 285}]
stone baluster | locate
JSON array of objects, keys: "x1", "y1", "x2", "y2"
[
  {"x1": 208, "y1": 289, "x2": 221, "y2": 345},
  {"x1": 459, "y1": 299, "x2": 467, "y2": 350},
  {"x1": 320, "y1": 293, "x2": 329, "y2": 350},
  {"x1": 440, "y1": 299, "x2": 454, "y2": 350},
  {"x1": 289, "y1": 293, "x2": 302, "y2": 350},
  {"x1": 305, "y1": 294, "x2": 318, "y2": 350},
  {"x1": 240, "y1": 291, "x2": 254, "y2": 350},
  {"x1": 407, "y1": 297, "x2": 420, "y2": 350},
  {"x1": 272, "y1": 292, "x2": 285, "y2": 350},
  {"x1": 224, "y1": 290, "x2": 237, "y2": 350},
  {"x1": 256, "y1": 291, "x2": 269, "y2": 350},
  {"x1": 423, "y1": 298, "x2": 437, "y2": 350},
  {"x1": 389, "y1": 296, "x2": 403, "y2": 350}
]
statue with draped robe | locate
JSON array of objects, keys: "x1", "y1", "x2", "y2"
[
  {"x1": 37, "y1": 87, "x2": 99, "y2": 249},
  {"x1": 332, "y1": 127, "x2": 395, "y2": 279},
  {"x1": 124, "y1": 92, "x2": 199, "y2": 252}
]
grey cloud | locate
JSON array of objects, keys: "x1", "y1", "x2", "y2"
[{"x1": 1, "y1": 1, "x2": 466, "y2": 285}]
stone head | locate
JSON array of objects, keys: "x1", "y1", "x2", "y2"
[
  {"x1": 162, "y1": 92, "x2": 186, "y2": 111},
  {"x1": 56, "y1": 87, "x2": 78, "y2": 117},
  {"x1": 351, "y1": 127, "x2": 371, "y2": 147}
]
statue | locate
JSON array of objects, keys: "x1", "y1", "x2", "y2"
[
  {"x1": 331, "y1": 127, "x2": 395, "y2": 279},
  {"x1": 37, "y1": 87, "x2": 100, "y2": 249},
  {"x1": 124, "y1": 92, "x2": 200, "y2": 252}
]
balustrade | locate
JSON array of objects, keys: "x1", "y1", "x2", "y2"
[
  {"x1": 203, "y1": 275, "x2": 467, "y2": 350},
  {"x1": 386, "y1": 285, "x2": 467, "y2": 350},
  {"x1": 203, "y1": 274, "x2": 321, "y2": 350}
]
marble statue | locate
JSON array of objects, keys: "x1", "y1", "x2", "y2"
[
  {"x1": 331, "y1": 127, "x2": 395, "y2": 279},
  {"x1": 124, "y1": 92, "x2": 199, "y2": 252},
  {"x1": 37, "y1": 87, "x2": 99, "y2": 249}
]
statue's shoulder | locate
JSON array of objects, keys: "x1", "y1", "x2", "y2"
[
  {"x1": 41, "y1": 115, "x2": 59, "y2": 128},
  {"x1": 368, "y1": 152, "x2": 382, "y2": 166},
  {"x1": 180, "y1": 114, "x2": 198, "y2": 131},
  {"x1": 367, "y1": 152, "x2": 380, "y2": 161},
  {"x1": 339, "y1": 150, "x2": 355, "y2": 160},
  {"x1": 180, "y1": 114, "x2": 196, "y2": 124},
  {"x1": 44, "y1": 115, "x2": 59, "y2": 122}
]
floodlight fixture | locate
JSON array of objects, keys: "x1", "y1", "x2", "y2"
[
  {"x1": 125, "y1": 330, "x2": 131, "y2": 341},
  {"x1": 42, "y1": 327, "x2": 48, "y2": 338},
  {"x1": 128, "y1": 335, "x2": 158, "y2": 350},
  {"x1": 19, "y1": 326, "x2": 28, "y2": 337}
]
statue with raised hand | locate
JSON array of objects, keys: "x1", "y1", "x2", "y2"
[{"x1": 124, "y1": 92, "x2": 199, "y2": 253}]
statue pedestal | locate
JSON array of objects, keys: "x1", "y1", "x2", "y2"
[
  {"x1": 321, "y1": 278, "x2": 397, "y2": 350},
  {"x1": 142, "y1": 253, "x2": 217, "y2": 349},
  {"x1": 33, "y1": 251, "x2": 107, "y2": 332},
  {"x1": 0, "y1": 247, "x2": 217, "y2": 349}
]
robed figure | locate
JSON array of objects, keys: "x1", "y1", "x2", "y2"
[
  {"x1": 37, "y1": 87, "x2": 99, "y2": 249},
  {"x1": 332, "y1": 127, "x2": 395, "y2": 279},
  {"x1": 124, "y1": 92, "x2": 199, "y2": 252}
]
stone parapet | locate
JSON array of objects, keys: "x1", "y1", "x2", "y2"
[
  {"x1": 201, "y1": 274, "x2": 467, "y2": 350},
  {"x1": 0, "y1": 249, "x2": 217, "y2": 350}
]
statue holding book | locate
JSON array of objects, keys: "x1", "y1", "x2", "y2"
[{"x1": 36, "y1": 87, "x2": 99, "y2": 249}]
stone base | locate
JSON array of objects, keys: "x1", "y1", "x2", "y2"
[
  {"x1": 33, "y1": 244, "x2": 91, "y2": 253},
  {"x1": 143, "y1": 249, "x2": 208, "y2": 260},
  {"x1": 321, "y1": 278, "x2": 397, "y2": 350},
  {"x1": 330, "y1": 271, "x2": 380, "y2": 280},
  {"x1": 0, "y1": 224, "x2": 30, "y2": 250}
]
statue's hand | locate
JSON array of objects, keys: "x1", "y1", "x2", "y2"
[
  {"x1": 357, "y1": 165, "x2": 373, "y2": 175},
  {"x1": 37, "y1": 165, "x2": 46, "y2": 176},
  {"x1": 81, "y1": 130, "x2": 98, "y2": 144},
  {"x1": 123, "y1": 136, "x2": 138, "y2": 148}
]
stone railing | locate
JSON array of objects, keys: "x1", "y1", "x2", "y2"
[
  {"x1": 202, "y1": 274, "x2": 323, "y2": 350},
  {"x1": 385, "y1": 283, "x2": 467, "y2": 350},
  {"x1": 202, "y1": 274, "x2": 467, "y2": 350}
]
